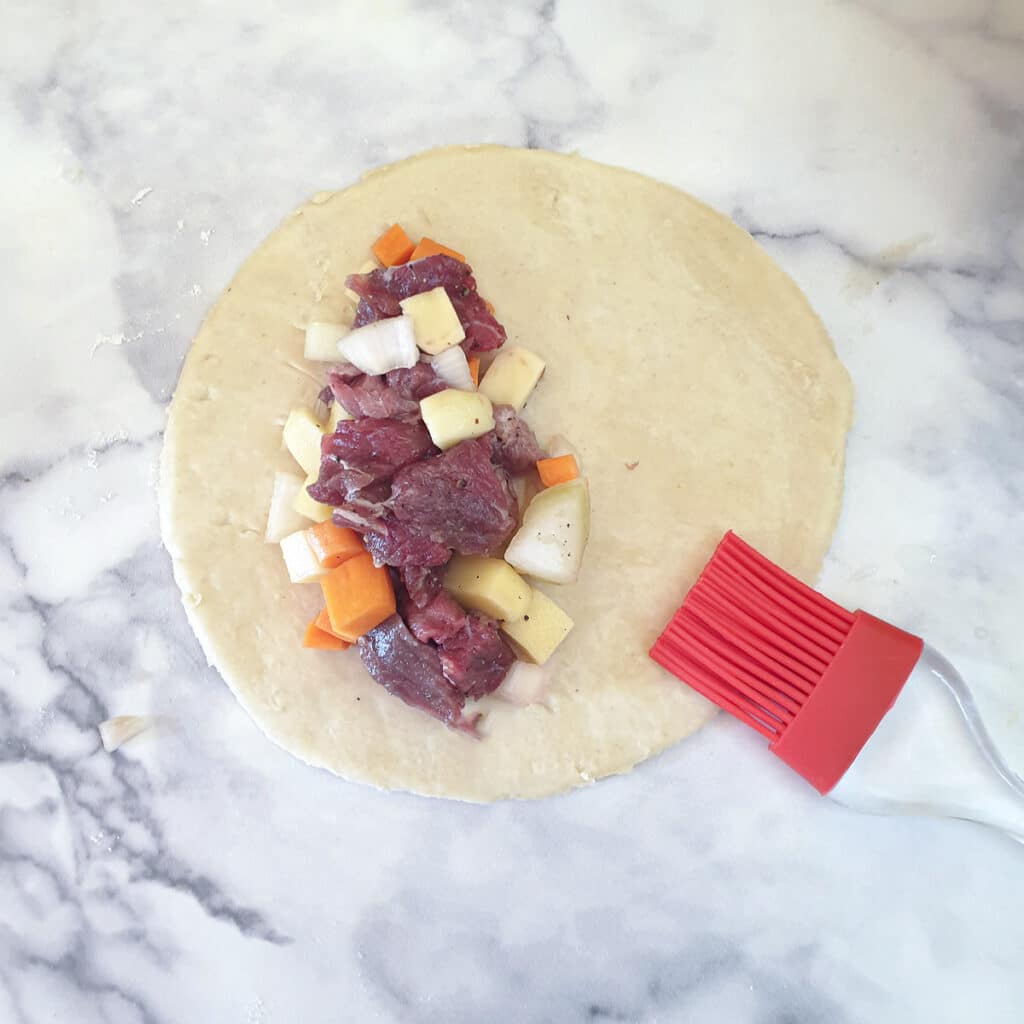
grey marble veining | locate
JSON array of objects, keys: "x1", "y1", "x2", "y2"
[{"x1": 2, "y1": 1, "x2": 1023, "y2": 1021}]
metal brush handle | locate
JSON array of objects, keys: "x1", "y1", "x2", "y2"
[{"x1": 829, "y1": 645, "x2": 1024, "y2": 842}]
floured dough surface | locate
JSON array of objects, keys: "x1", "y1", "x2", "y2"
[{"x1": 160, "y1": 146, "x2": 852, "y2": 801}]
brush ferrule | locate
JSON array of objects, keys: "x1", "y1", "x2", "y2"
[{"x1": 769, "y1": 611, "x2": 922, "y2": 793}]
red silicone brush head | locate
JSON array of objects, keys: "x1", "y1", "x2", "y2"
[{"x1": 650, "y1": 532, "x2": 923, "y2": 793}]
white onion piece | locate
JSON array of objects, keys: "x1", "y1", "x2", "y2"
[
  {"x1": 504, "y1": 479, "x2": 590, "y2": 585},
  {"x1": 497, "y1": 663, "x2": 548, "y2": 706},
  {"x1": 337, "y1": 315, "x2": 418, "y2": 375},
  {"x1": 280, "y1": 529, "x2": 326, "y2": 583},
  {"x1": 546, "y1": 434, "x2": 579, "y2": 462},
  {"x1": 99, "y1": 715, "x2": 155, "y2": 752},
  {"x1": 265, "y1": 472, "x2": 309, "y2": 542},
  {"x1": 304, "y1": 321, "x2": 349, "y2": 362},
  {"x1": 429, "y1": 346, "x2": 474, "y2": 391},
  {"x1": 511, "y1": 474, "x2": 539, "y2": 516}
]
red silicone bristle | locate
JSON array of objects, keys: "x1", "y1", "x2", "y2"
[{"x1": 649, "y1": 532, "x2": 855, "y2": 739}]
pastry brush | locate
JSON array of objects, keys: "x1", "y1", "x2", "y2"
[{"x1": 650, "y1": 532, "x2": 1024, "y2": 841}]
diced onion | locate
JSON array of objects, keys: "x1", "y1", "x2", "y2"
[
  {"x1": 99, "y1": 715, "x2": 155, "y2": 752},
  {"x1": 338, "y1": 315, "x2": 418, "y2": 375},
  {"x1": 429, "y1": 346, "x2": 474, "y2": 391},
  {"x1": 280, "y1": 530, "x2": 326, "y2": 583},
  {"x1": 265, "y1": 471, "x2": 310, "y2": 542},
  {"x1": 497, "y1": 663, "x2": 548, "y2": 706},
  {"x1": 546, "y1": 434, "x2": 579, "y2": 463},
  {"x1": 504, "y1": 479, "x2": 590, "y2": 585},
  {"x1": 510, "y1": 474, "x2": 537, "y2": 515}
]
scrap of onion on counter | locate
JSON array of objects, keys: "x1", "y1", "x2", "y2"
[
  {"x1": 98, "y1": 715, "x2": 155, "y2": 752},
  {"x1": 266, "y1": 222, "x2": 592, "y2": 724}
]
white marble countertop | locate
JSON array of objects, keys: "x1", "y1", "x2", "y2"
[{"x1": 3, "y1": 2, "x2": 1023, "y2": 1021}]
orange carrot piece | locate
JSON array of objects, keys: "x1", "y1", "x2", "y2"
[
  {"x1": 467, "y1": 356, "x2": 481, "y2": 388},
  {"x1": 372, "y1": 224, "x2": 415, "y2": 267},
  {"x1": 315, "y1": 607, "x2": 350, "y2": 641},
  {"x1": 320, "y1": 552, "x2": 395, "y2": 641},
  {"x1": 308, "y1": 522, "x2": 365, "y2": 569},
  {"x1": 536, "y1": 454, "x2": 580, "y2": 487},
  {"x1": 484, "y1": 300, "x2": 495, "y2": 314},
  {"x1": 409, "y1": 237, "x2": 466, "y2": 263},
  {"x1": 303, "y1": 617, "x2": 352, "y2": 651}
]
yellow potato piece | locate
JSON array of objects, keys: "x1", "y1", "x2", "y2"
[
  {"x1": 444, "y1": 556, "x2": 532, "y2": 623},
  {"x1": 399, "y1": 286, "x2": 465, "y2": 355},
  {"x1": 500, "y1": 588, "x2": 573, "y2": 664},
  {"x1": 326, "y1": 399, "x2": 352, "y2": 432},
  {"x1": 292, "y1": 471, "x2": 332, "y2": 523},
  {"x1": 478, "y1": 346, "x2": 545, "y2": 410},
  {"x1": 282, "y1": 407, "x2": 324, "y2": 476},
  {"x1": 304, "y1": 321, "x2": 348, "y2": 362},
  {"x1": 419, "y1": 389, "x2": 493, "y2": 450}
]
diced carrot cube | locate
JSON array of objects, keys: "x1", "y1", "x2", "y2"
[
  {"x1": 372, "y1": 224, "x2": 415, "y2": 267},
  {"x1": 303, "y1": 617, "x2": 352, "y2": 651},
  {"x1": 467, "y1": 356, "x2": 481, "y2": 388},
  {"x1": 320, "y1": 552, "x2": 395, "y2": 641},
  {"x1": 536, "y1": 454, "x2": 580, "y2": 488},
  {"x1": 409, "y1": 237, "x2": 466, "y2": 262},
  {"x1": 308, "y1": 522, "x2": 365, "y2": 569},
  {"x1": 315, "y1": 607, "x2": 349, "y2": 641}
]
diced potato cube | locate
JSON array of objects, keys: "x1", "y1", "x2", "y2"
[
  {"x1": 292, "y1": 472, "x2": 332, "y2": 523},
  {"x1": 282, "y1": 408, "x2": 324, "y2": 476},
  {"x1": 265, "y1": 471, "x2": 310, "y2": 542},
  {"x1": 304, "y1": 321, "x2": 348, "y2": 362},
  {"x1": 478, "y1": 347, "x2": 545, "y2": 410},
  {"x1": 444, "y1": 556, "x2": 532, "y2": 622},
  {"x1": 280, "y1": 529, "x2": 326, "y2": 583},
  {"x1": 399, "y1": 286, "x2": 466, "y2": 355},
  {"x1": 501, "y1": 588, "x2": 573, "y2": 664},
  {"x1": 419, "y1": 389, "x2": 493, "y2": 450},
  {"x1": 326, "y1": 399, "x2": 352, "y2": 432}
]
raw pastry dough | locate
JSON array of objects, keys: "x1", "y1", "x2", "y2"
[{"x1": 160, "y1": 146, "x2": 852, "y2": 800}]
